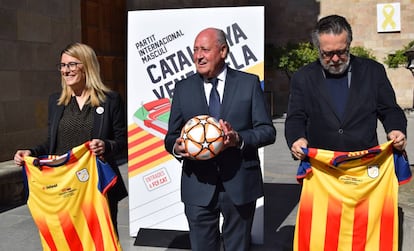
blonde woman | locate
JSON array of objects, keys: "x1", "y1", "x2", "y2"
[{"x1": 14, "y1": 42, "x2": 127, "y2": 234}]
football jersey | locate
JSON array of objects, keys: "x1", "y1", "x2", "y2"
[
  {"x1": 23, "y1": 142, "x2": 122, "y2": 251},
  {"x1": 294, "y1": 141, "x2": 411, "y2": 251}
]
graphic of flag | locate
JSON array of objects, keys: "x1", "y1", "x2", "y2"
[{"x1": 128, "y1": 123, "x2": 173, "y2": 178}]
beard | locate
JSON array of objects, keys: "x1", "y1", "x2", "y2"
[{"x1": 320, "y1": 54, "x2": 350, "y2": 75}]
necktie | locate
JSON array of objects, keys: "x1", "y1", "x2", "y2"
[{"x1": 208, "y1": 78, "x2": 220, "y2": 119}]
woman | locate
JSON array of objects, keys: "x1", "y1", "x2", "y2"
[{"x1": 14, "y1": 42, "x2": 128, "y2": 234}]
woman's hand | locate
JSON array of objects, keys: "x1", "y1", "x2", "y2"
[
  {"x1": 14, "y1": 150, "x2": 31, "y2": 166},
  {"x1": 90, "y1": 139, "x2": 106, "y2": 156}
]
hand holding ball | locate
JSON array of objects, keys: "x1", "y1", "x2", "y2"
[{"x1": 180, "y1": 115, "x2": 224, "y2": 160}]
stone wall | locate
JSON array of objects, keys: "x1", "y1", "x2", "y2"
[
  {"x1": 265, "y1": 0, "x2": 414, "y2": 116},
  {"x1": 0, "y1": 1, "x2": 81, "y2": 161}
]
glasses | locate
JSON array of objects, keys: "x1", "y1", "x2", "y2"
[
  {"x1": 320, "y1": 48, "x2": 349, "y2": 59},
  {"x1": 57, "y1": 62, "x2": 82, "y2": 71}
]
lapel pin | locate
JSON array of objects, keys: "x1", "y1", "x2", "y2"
[{"x1": 96, "y1": 107, "x2": 104, "y2": 114}]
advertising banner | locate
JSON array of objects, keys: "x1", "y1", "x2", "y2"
[{"x1": 127, "y1": 6, "x2": 265, "y2": 243}]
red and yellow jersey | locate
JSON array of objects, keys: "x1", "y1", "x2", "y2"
[
  {"x1": 294, "y1": 141, "x2": 411, "y2": 251},
  {"x1": 23, "y1": 142, "x2": 122, "y2": 251}
]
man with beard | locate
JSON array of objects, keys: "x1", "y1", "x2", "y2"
[
  {"x1": 285, "y1": 15, "x2": 409, "y2": 250},
  {"x1": 285, "y1": 14, "x2": 407, "y2": 158}
]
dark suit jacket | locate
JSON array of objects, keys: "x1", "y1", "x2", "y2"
[
  {"x1": 30, "y1": 91, "x2": 128, "y2": 202},
  {"x1": 285, "y1": 55, "x2": 407, "y2": 152},
  {"x1": 164, "y1": 67, "x2": 276, "y2": 207}
]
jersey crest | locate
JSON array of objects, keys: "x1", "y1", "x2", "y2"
[{"x1": 76, "y1": 168, "x2": 90, "y2": 182}]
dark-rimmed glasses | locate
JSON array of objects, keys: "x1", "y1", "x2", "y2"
[
  {"x1": 57, "y1": 62, "x2": 82, "y2": 71},
  {"x1": 320, "y1": 48, "x2": 349, "y2": 59}
]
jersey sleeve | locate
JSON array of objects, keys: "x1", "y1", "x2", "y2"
[
  {"x1": 296, "y1": 148, "x2": 311, "y2": 183},
  {"x1": 393, "y1": 149, "x2": 412, "y2": 184},
  {"x1": 96, "y1": 158, "x2": 118, "y2": 194}
]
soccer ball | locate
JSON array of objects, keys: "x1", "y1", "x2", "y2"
[{"x1": 180, "y1": 115, "x2": 224, "y2": 160}]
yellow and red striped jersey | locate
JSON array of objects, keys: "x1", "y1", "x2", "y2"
[
  {"x1": 294, "y1": 141, "x2": 411, "y2": 251},
  {"x1": 23, "y1": 142, "x2": 122, "y2": 251}
]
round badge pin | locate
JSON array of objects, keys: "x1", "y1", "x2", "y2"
[{"x1": 96, "y1": 107, "x2": 104, "y2": 114}]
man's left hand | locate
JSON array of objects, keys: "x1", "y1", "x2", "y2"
[
  {"x1": 219, "y1": 119, "x2": 241, "y2": 149},
  {"x1": 387, "y1": 130, "x2": 407, "y2": 151}
]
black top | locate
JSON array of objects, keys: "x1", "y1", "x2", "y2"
[{"x1": 55, "y1": 97, "x2": 93, "y2": 155}]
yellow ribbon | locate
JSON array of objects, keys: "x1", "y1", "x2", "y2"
[{"x1": 381, "y1": 4, "x2": 396, "y2": 30}]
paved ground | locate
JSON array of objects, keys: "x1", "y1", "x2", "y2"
[{"x1": 1, "y1": 114, "x2": 413, "y2": 251}]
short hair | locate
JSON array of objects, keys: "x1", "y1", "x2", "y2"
[
  {"x1": 58, "y1": 42, "x2": 110, "y2": 106},
  {"x1": 311, "y1": 15, "x2": 353, "y2": 48},
  {"x1": 213, "y1": 28, "x2": 230, "y2": 56},
  {"x1": 216, "y1": 29, "x2": 228, "y2": 47}
]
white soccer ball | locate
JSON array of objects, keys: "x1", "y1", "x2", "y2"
[{"x1": 180, "y1": 115, "x2": 224, "y2": 160}]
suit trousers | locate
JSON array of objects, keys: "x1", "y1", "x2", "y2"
[{"x1": 184, "y1": 185, "x2": 256, "y2": 251}]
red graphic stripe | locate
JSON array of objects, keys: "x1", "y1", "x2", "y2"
[
  {"x1": 324, "y1": 195, "x2": 342, "y2": 251},
  {"x1": 128, "y1": 124, "x2": 143, "y2": 136},
  {"x1": 36, "y1": 217, "x2": 58, "y2": 251},
  {"x1": 352, "y1": 199, "x2": 368, "y2": 251},
  {"x1": 59, "y1": 211, "x2": 83, "y2": 251},
  {"x1": 82, "y1": 203, "x2": 104, "y2": 251},
  {"x1": 128, "y1": 133, "x2": 154, "y2": 149},
  {"x1": 41, "y1": 166, "x2": 56, "y2": 173},
  {"x1": 24, "y1": 165, "x2": 32, "y2": 179},
  {"x1": 330, "y1": 150, "x2": 347, "y2": 166},
  {"x1": 307, "y1": 148, "x2": 318, "y2": 158},
  {"x1": 103, "y1": 176, "x2": 118, "y2": 195},
  {"x1": 144, "y1": 119, "x2": 167, "y2": 135},
  {"x1": 380, "y1": 196, "x2": 395, "y2": 251},
  {"x1": 128, "y1": 140, "x2": 165, "y2": 160},
  {"x1": 102, "y1": 199, "x2": 121, "y2": 250},
  {"x1": 128, "y1": 124, "x2": 170, "y2": 173},
  {"x1": 68, "y1": 150, "x2": 80, "y2": 164},
  {"x1": 143, "y1": 98, "x2": 169, "y2": 111},
  {"x1": 298, "y1": 191, "x2": 313, "y2": 251},
  {"x1": 128, "y1": 151, "x2": 170, "y2": 172},
  {"x1": 147, "y1": 103, "x2": 170, "y2": 120}
]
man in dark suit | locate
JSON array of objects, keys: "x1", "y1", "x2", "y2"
[
  {"x1": 285, "y1": 14, "x2": 407, "y2": 159},
  {"x1": 164, "y1": 28, "x2": 276, "y2": 251}
]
